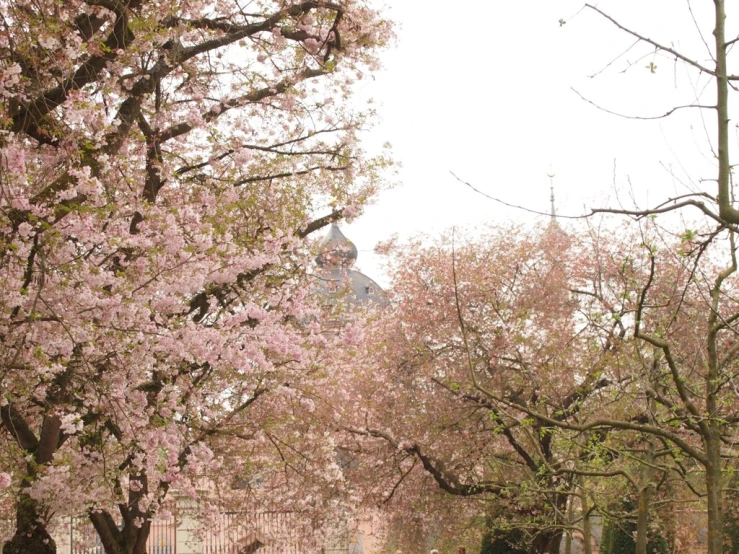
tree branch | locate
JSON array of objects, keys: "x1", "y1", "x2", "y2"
[{"x1": 585, "y1": 4, "x2": 716, "y2": 77}]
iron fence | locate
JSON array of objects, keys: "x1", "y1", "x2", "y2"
[
  {"x1": 1, "y1": 510, "x2": 352, "y2": 553},
  {"x1": 63, "y1": 517, "x2": 177, "y2": 554},
  {"x1": 67, "y1": 515, "x2": 177, "y2": 554},
  {"x1": 204, "y1": 511, "x2": 302, "y2": 554}
]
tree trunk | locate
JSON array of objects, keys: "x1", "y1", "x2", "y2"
[
  {"x1": 90, "y1": 508, "x2": 152, "y2": 554},
  {"x1": 636, "y1": 439, "x2": 655, "y2": 554},
  {"x1": 530, "y1": 529, "x2": 562, "y2": 554},
  {"x1": 2, "y1": 491, "x2": 56, "y2": 554},
  {"x1": 131, "y1": 520, "x2": 151, "y2": 554},
  {"x1": 706, "y1": 431, "x2": 724, "y2": 554},
  {"x1": 579, "y1": 475, "x2": 592, "y2": 554},
  {"x1": 635, "y1": 486, "x2": 650, "y2": 554},
  {"x1": 564, "y1": 497, "x2": 573, "y2": 554},
  {"x1": 582, "y1": 513, "x2": 592, "y2": 554}
]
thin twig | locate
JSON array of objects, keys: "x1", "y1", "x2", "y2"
[
  {"x1": 572, "y1": 87, "x2": 714, "y2": 120},
  {"x1": 450, "y1": 171, "x2": 586, "y2": 220}
]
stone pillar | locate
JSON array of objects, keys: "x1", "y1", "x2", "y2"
[
  {"x1": 175, "y1": 497, "x2": 203, "y2": 554},
  {"x1": 50, "y1": 517, "x2": 72, "y2": 554}
]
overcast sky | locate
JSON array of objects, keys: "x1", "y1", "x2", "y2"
[{"x1": 337, "y1": 0, "x2": 737, "y2": 285}]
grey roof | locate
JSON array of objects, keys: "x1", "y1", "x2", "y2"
[{"x1": 317, "y1": 268, "x2": 388, "y2": 305}]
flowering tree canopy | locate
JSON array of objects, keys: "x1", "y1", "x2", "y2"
[
  {"x1": 335, "y1": 221, "x2": 739, "y2": 554},
  {"x1": 0, "y1": 0, "x2": 392, "y2": 552},
  {"x1": 335, "y1": 225, "x2": 597, "y2": 552}
]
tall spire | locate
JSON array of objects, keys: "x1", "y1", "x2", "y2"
[{"x1": 547, "y1": 169, "x2": 556, "y2": 220}]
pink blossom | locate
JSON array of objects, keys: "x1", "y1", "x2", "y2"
[
  {"x1": 304, "y1": 38, "x2": 320, "y2": 53},
  {"x1": 233, "y1": 148, "x2": 253, "y2": 164},
  {"x1": 0, "y1": 0, "x2": 393, "y2": 544}
]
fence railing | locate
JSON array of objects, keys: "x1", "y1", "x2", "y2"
[
  {"x1": 2, "y1": 510, "x2": 324, "y2": 554},
  {"x1": 68, "y1": 515, "x2": 177, "y2": 554},
  {"x1": 1, "y1": 509, "x2": 358, "y2": 554},
  {"x1": 0, "y1": 514, "x2": 177, "y2": 554},
  {"x1": 203, "y1": 511, "x2": 301, "y2": 554}
]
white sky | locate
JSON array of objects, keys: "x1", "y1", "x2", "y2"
[{"x1": 337, "y1": 0, "x2": 738, "y2": 286}]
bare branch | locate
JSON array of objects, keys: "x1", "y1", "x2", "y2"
[
  {"x1": 450, "y1": 172, "x2": 587, "y2": 220},
  {"x1": 572, "y1": 87, "x2": 714, "y2": 120},
  {"x1": 590, "y1": 201, "x2": 725, "y2": 227},
  {"x1": 585, "y1": 4, "x2": 716, "y2": 77}
]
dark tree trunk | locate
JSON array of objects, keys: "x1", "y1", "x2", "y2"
[
  {"x1": 706, "y1": 431, "x2": 724, "y2": 554},
  {"x1": 90, "y1": 509, "x2": 153, "y2": 554},
  {"x1": 2, "y1": 492, "x2": 56, "y2": 554},
  {"x1": 1, "y1": 408, "x2": 64, "y2": 554},
  {"x1": 131, "y1": 520, "x2": 151, "y2": 554},
  {"x1": 530, "y1": 529, "x2": 562, "y2": 554},
  {"x1": 90, "y1": 470, "x2": 154, "y2": 554}
]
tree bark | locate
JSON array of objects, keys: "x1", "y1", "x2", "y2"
[
  {"x1": 579, "y1": 475, "x2": 592, "y2": 554},
  {"x1": 90, "y1": 509, "x2": 153, "y2": 554},
  {"x1": 582, "y1": 514, "x2": 592, "y2": 554},
  {"x1": 636, "y1": 439, "x2": 655, "y2": 554},
  {"x1": 1, "y1": 412, "x2": 62, "y2": 554},
  {"x1": 530, "y1": 529, "x2": 562, "y2": 554},
  {"x1": 712, "y1": 0, "x2": 738, "y2": 224},
  {"x1": 635, "y1": 486, "x2": 650, "y2": 554},
  {"x1": 565, "y1": 497, "x2": 574, "y2": 554},
  {"x1": 2, "y1": 490, "x2": 56, "y2": 554},
  {"x1": 706, "y1": 432, "x2": 724, "y2": 554}
]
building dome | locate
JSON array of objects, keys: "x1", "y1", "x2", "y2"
[
  {"x1": 315, "y1": 224, "x2": 387, "y2": 306},
  {"x1": 315, "y1": 224, "x2": 359, "y2": 268}
]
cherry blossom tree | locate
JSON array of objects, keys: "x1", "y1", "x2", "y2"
[
  {"x1": 0, "y1": 1, "x2": 392, "y2": 553},
  {"x1": 429, "y1": 2, "x2": 739, "y2": 552},
  {"x1": 333, "y1": 224, "x2": 624, "y2": 554},
  {"x1": 335, "y1": 220, "x2": 739, "y2": 554}
]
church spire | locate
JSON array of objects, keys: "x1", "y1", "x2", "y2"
[{"x1": 547, "y1": 170, "x2": 556, "y2": 220}]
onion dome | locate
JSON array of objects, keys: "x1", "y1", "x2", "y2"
[{"x1": 315, "y1": 224, "x2": 358, "y2": 268}]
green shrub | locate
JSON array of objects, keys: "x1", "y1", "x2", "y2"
[
  {"x1": 723, "y1": 518, "x2": 739, "y2": 553},
  {"x1": 480, "y1": 530, "x2": 527, "y2": 554},
  {"x1": 600, "y1": 521, "x2": 613, "y2": 554},
  {"x1": 599, "y1": 519, "x2": 667, "y2": 554}
]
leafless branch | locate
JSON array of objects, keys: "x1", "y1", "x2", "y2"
[
  {"x1": 572, "y1": 87, "x2": 714, "y2": 120},
  {"x1": 585, "y1": 4, "x2": 716, "y2": 77},
  {"x1": 450, "y1": 172, "x2": 587, "y2": 220}
]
